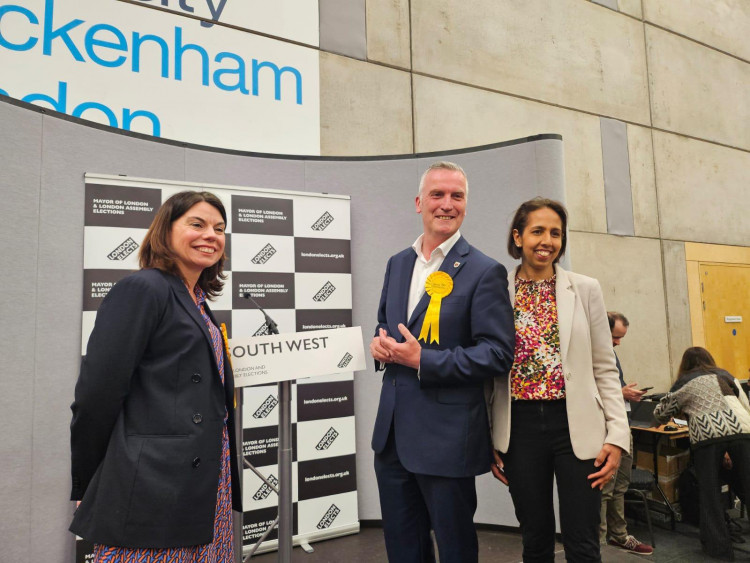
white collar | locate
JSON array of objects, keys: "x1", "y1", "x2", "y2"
[{"x1": 411, "y1": 230, "x2": 462, "y2": 262}]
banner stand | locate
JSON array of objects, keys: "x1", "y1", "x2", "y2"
[
  {"x1": 242, "y1": 310, "x2": 294, "y2": 563},
  {"x1": 277, "y1": 379, "x2": 293, "y2": 561},
  {"x1": 241, "y1": 379, "x2": 294, "y2": 562},
  {"x1": 235, "y1": 322, "x2": 366, "y2": 561},
  {"x1": 78, "y1": 175, "x2": 362, "y2": 563}
]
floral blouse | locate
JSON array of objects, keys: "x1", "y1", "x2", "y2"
[{"x1": 510, "y1": 276, "x2": 566, "y2": 400}]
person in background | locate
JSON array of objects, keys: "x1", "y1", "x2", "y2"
[
  {"x1": 609, "y1": 312, "x2": 647, "y2": 405},
  {"x1": 370, "y1": 161, "x2": 515, "y2": 563},
  {"x1": 490, "y1": 197, "x2": 630, "y2": 562},
  {"x1": 600, "y1": 312, "x2": 653, "y2": 555},
  {"x1": 70, "y1": 191, "x2": 241, "y2": 562},
  {"x1": 655, "y1": 347, "x2": 750, "y2": 561}
]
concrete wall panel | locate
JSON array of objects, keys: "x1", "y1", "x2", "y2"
[
  {"x1": 618, "y1": 0, "x2": 643, "y2": 20},
  {"x1": 568, "y1": 232, "x2": 672, "y2": 392},
  {"x1": 320, "y1": 53, "x2": 413, "y2": 156},
  {"x1": 366, "y1": 0, "x2": 411, "y2": 69},
  {"x1": 653, "y1": 131, "x2": 750, "y2": 246},
  {"x1": 644, "y1": 0, "x2": 750, "y2": 61},
  {"x1": 627, "y1": 124, "x2": 659, "y2": 238},
  {"x1": 413, "y1": 76, "x2": 607, "y2": 233},
  {"x1": 662, "y1": 240, "x2": 692, "y2": 379},
  {"x1": 411, "y1": 0, "x2": 650, "y2": 124},
  {"x1": 647, "y1": 25, "x2": 750, "y2": 151}
]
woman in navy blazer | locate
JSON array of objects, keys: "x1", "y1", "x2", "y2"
[{"x1": 70, "y1": 191, "x2": 241, "y2": 559}]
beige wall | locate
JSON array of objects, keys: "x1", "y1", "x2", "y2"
[
  {"x1": 568, "y1": 232, "x2": 672, "y2": 391},
  {"x1": 319, "y1": 0, "x2": 748, "y2": 382}
]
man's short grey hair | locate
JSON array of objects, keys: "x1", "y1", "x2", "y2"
[{"x1": 417, "y1": 161, "x2": 469, "y2": 199}]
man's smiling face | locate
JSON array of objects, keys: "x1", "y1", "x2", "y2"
[{"x1": 416, "y1": 168, "x2": 467, "y2": 244}]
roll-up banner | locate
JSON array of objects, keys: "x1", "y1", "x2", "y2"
[{"x1": 77, "y1": 173, "x2": 357, "y2": 561}]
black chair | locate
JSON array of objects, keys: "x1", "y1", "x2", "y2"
[{"x1": 625, "y1": 468, "x2": 656, "y2": 547}]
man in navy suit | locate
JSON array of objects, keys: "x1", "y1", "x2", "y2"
[{"x1": 370, "y1": 161, "x2": 515, "y2": 562}]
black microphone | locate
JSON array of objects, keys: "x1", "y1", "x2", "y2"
[{"x1": 242, "y1": 293, "x2": 279, "y2": 335}]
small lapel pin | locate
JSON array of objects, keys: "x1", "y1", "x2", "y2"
[{"x1": 454, "y1": 261, "x2": 460, "y2": 268}]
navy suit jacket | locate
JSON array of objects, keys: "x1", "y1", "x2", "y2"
[
  {"x1": 371, "y1": 236, "x2": 515, "y2": 477},
  {"x1": 70, "y1": 268, "x2": 241, "y2": 548}
]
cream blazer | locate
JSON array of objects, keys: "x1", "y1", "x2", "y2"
[{"x1": 490, "y1": 265, "x2": 630, "y2": 459}]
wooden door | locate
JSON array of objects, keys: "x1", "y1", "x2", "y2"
[{"x1": 700, "y1": 264, "x2": 750, "y2": 379}]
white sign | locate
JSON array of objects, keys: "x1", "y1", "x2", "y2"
[
  {"x1": 130, "y1": 0, "x2": 320, "y2": 46},
  {"x1": 0, "y1": 0, "x2": 320, "y2": 154},
  {"x1": 725, "y1": 316, "x2": 743, "y2": 323},
  {"x1": 229, "y1": 326, "x2": 366, "y2": 387}
]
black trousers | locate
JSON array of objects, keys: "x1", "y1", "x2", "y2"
[
  {"x1": 503, "y1": 400, "x2": 602, "y2": 562},
  {"x1": 692, "y1": 438, "x2": 750, "y2": 561},
  {"x1": 374, "y1": 427, "x2": 478, "y2": 563}
]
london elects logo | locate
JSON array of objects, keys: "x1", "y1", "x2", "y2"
[
  {"x1": 315, "y1": 427, "x2": 339, "y2": 451},
  {"x1": 337, "y1": 352, "x2": 353, "y2": 369},
  {"x1": 253, "y1": 474, "x2": 279, "y2": 501},
  {"x1": 254, "y1": 323, "x2": 271, "y2": 337},
  {"x1": 253, "y1": 395, "x2": 279, "y2": 419},
  {"x1": 107, "y1": 237, "x2": 139, "y2": 261},
  {"x1": 313, "y1": 281, "x2": 336, "y2": 302},
  {"x1": 311, "y1": 211, "x2": 334, "y2": 231},
  {"x1": 251, "y1": 243, "x2": 277, "y2": 265},
  {"x1": 317, "y1": 504, "x2": 341, "y2": 529}
]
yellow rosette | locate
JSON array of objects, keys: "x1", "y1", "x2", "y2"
[{"x1": 418, "y1": 271, "x2": 453, "y2": 344}]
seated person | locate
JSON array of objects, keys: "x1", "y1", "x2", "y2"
[{"x1": 655, "y1": 347, "x2": 750, "y2": 561}]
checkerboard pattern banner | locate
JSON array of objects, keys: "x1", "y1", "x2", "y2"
[{"x1": 78, "y1": 177, "x2": 356, "y2": 560}]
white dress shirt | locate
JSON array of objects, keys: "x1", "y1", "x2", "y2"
[{"x1": 407, "y1": 230, "x2": 462, "y2": 320}]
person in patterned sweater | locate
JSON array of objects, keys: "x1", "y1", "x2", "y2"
[{"x1": 654, "y1": 347, "x2": 750, "y2": 561}]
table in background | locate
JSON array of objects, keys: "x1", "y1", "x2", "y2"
[{"x1": 630, "y1": 422, "x2": 689, "y2": 529}]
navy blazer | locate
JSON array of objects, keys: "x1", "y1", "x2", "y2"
[
  {"x1": 70, "y1": 268, "x2": 241, "y2": 548},
  {"x1": 371, "y1": 237, "x2": 515, "y2": 477}
]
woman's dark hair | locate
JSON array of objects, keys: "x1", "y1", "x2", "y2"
[
  {"x1": 507, "y1": 197, "x2": 568, "y2": 261},
  {"x1": 139, "y1": 191, "x2": 227, "y2": 298},
  {"x1": 677, "y1": 346, "x2": 718, "y2": 379}
]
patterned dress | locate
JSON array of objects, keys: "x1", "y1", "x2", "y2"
[
  {"x1": 93, "y1": 285, "x2": 234, "y2": 563},
  {"x1": 510, "y1": 276, "x2": 566, "y2": 401}
]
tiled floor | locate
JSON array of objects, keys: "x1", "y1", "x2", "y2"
[{"x1": 246, "y1": 511, "x2": 750, "y2": 562}]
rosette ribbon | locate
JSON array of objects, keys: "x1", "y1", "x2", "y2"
[{"x1": 418, "y1": 271, "x2": 453, "y2": 344}]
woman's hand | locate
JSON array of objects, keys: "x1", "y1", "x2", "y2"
[
  {"x1": 491, "y1": 449, "x2": 509, "y2": 486},
  {"x1": 587, "y1": 443, "x2": 622, "y2": 489}
]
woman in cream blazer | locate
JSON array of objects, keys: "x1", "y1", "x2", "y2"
[
  {"x1": 491, "y1": 264, "x2": 630, "y2": 458},
  {"x1": 490, "y1": 198, "x2": 629, "y2": 562}
]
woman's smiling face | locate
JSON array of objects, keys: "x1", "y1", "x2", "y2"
[
  {"x1": 169, "y1": 201, "x2": 226, "y2": 280},
  {"x1": 513, "y1": 206, "x2": 563, "y2": 279}
]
